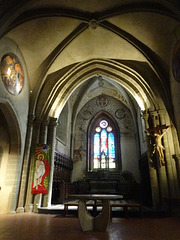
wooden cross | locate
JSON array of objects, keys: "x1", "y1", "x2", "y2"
[{"x1": 146, "y1": 125, "x2": 168, "y2": 134}]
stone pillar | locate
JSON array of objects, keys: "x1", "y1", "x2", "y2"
[
  {"x1": 39, "y1": 120, "x2": 49, "y2": 144},
  {"x1": 150, "y1": 111, "x2": 159, "y2": 127},
  {"x1": 151, "y1": 110, "x2": 168, "y2": 208},
  {"x1": 34, "y1": 120, "x2": 49, "y2": 209},
  {"x1": 16, "y1": 115, "x2": 35, "y2": 213},
  {"x1": 158, "y1": 110, "x2": 177, "y2": 197},
  {"x1": 142, "y1": 111, "x2": 159, "y2": 211},
  {"x1": 172, "y1": 154, "x2": 180, "y2": 193},
  {"x1": 43, "y1": 117, "x2": 58, "y2": 207},
  {"x1": 24, "y1": 118, "x2": 41, "y2": 213}
]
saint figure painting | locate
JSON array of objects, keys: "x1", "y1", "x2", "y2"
[{"x1": 31, "y1": 144, "x2": 50, "y2": 194}]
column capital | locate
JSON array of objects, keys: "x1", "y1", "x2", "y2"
[
  {"x1": 28, "y1": 114, "x2": 35, "y2": 125},
  {"x1": 34, "y1": 117, "x2": 42, "y2": 125},
  {"x1": 49, "y1": 117, "x2": 58, "y2": 127},
  {"x1": 158, "y1": 109, "x2": 165, "y2": 116},
  {"x1": 141, "y1": 111, "x2": 149, "y2": 120},
  {"x1": 158, "y1": 109, "x2": 166, "y2": 125},
  {"x1": 141, "y1": 110, "x2": 150, "y2": 129},
  {"x1": 149, "y1": 110, "x2": 158, "y2": 117},
  {"x1": 149, "y1": 110, "x2": 160, "y2": 127},
  {"x1": 41, "y1": 120, "x2": 49, "y2": 126}
]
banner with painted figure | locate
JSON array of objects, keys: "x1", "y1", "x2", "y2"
[{"x1": 31, "y1": 144, "x2": 51, "y2": 194}]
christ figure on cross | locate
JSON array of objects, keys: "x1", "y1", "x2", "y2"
[{"x1": 145, "y1": 125, "x2": 171, "y2": 166}]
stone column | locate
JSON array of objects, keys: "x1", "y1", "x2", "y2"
[
  {"x1": 150, "y1": 111, "x2": 159, "y2": 127},
  {"x1": 16, "y1": 115, "x2": 35, "y2": 213},
  {"x1": 39, "y1": 120, "x2": 49, "y2": 144},
  {"x1": 151, "y1": 110, "x2": 168, "y2": 208},
  {"x1": 158, "y1": 110, "x2": 177, "y2": 197},
  {"x1": 142, "y1": 110, "x2": 159, "y2": 211},
  {"x1": 24, "y1": 118, "x2": 41, "y2": 213},
  {"x1": 43, "y1": 117, "x2": 58, "y2": 207},
  {"x1": 34, "y1": 120, "x2": 49, "y2": 209},
  {"x1": 172, "y1": 154, "x2": 180, "y2": 193}
]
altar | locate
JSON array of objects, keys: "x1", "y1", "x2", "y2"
[{"x1": 68, "y1": 194, "x2": 123, "y2": 232}]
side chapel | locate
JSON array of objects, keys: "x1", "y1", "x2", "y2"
[{"x1": 0, "y1": 0, "x2": 180, "y2": 215}]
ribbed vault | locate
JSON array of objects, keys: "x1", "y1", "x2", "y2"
[{"x1": 35, "y1": 58, "x2": 165, "y2": 121}]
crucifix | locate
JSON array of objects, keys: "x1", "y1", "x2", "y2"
[{"x1": 145, "y1": 125, "x2": 171, "y2": 166}]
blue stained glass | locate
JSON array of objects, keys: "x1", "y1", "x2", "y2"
[
  {"x1": 93, "y1": 120, "x2": 116, "y2": 170},
  {"x1": 94, "y1": 133, "x2": 100, "y2": 158},
  {"x1": 108, "y1": 132, "x2": 115, "y2": 158},
  {"x1": 101, "y1": 129, "x2": 107, "y2": 155}
]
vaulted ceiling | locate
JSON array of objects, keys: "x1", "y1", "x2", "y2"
[{"x1": 0, "y1": 0, "x2": 180, "y2": 120}]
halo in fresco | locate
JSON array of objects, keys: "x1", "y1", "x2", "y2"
[{"x1": 1, "y1": 53, "x2": 24, "y2": 95}]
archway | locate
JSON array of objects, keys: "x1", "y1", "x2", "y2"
[
  {"x1": 0, "y1": 100, "x2": 21, "y2": 213},
  {"x1": 25, "y1": 58, "x2": 178, "y2": 211}
]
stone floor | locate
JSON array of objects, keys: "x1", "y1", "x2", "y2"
[{"x1": 0, "y1": 213, "x2": 180, "y2": 240}]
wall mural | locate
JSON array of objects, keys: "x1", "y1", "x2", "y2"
[
  {"x1": 1, "y1": 53, "x2": 24, "y2": 95},
  {"x1": 31, "y1": 144, "x2": 51, "y2": 194},
  {"x1": 72, "y1": 94, "x2": 136, "y2": 182}
]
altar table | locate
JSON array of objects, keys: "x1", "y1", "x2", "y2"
[{"x1": 68, "y1": 194, "x2": 123, "y2": 232}]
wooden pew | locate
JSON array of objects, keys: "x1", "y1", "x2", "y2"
[{"x1": 64, "y1": 199, "x2": 142, "y2": 218}]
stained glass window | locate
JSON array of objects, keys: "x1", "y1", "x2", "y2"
[{"x1": 93, "y1": 120, "x2": 116, "y2": 169}]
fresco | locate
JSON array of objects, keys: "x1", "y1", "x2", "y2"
[{"x1": 1, "y1": 53, "x2": 24, "y2": 95}]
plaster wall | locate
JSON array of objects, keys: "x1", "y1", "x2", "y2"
[
  {"x1": 55, "y1": 101, "x2": 71, "y2": 158},
  {"x1": 109, "y1": 13, "x2": 178, "y2": 65},
  {"x1": 48, "y1": 26, "x2": 146, "y2": 74},
  {"x1": 120, "y1": 134, "x2": 140, "y2": 182},
  {"x1": 137, "y1": 107, "x2": 147, "y2": 154},
  {"x1": 0, "y1": 114, "x2": 11, "y2": 213},
  {"x1": 170, "y1": 25, "x2": 180, "y2": 142},
  {"x1": 71, "y1": 95, "x2": 141, "y2": 183},
  {"x1": 0, "y1": 37, "x2": 29, "y2": 213},
  {"x1": 0, "y1": 37, "x2": 29, "y2": 143}
]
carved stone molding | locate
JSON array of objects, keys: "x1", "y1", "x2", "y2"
[{"x1": 89, "y1": 19, "x2": 98, "y2": 29}]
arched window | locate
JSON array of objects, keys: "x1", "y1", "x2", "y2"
[{"x1": 88, "y1": 113, "x2": 121, "y2": 171}]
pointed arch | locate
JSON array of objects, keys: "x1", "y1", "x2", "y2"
[
  {"x1": 0, "y1": 99, "x2": 22, "y2": 213},
  {"x1": 36, "y1": 58, "x2": 165, "y2": 121},
  {"x1": 87, "y1": 111, "x2": 121, "y2": 172}
]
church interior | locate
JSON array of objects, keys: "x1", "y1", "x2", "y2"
[{"x1": 0, "y1": 0, "x2": 180, "y2": 239}]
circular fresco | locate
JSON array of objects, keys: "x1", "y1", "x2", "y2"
[
  {"x1": 1, "y1": 53, "x2": 24, "y2": 95},
  {"x1": 96, "y1": 95, "x2": 109, "y2": 107},
  {"x1": 115, "y1": 109, "x2": 125, "y2": 119}
]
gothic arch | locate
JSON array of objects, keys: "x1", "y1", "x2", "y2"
[
  {"x1": 35, "y1": 58, "x2": 169, "y2": 122},
  {"x1": 0, "y1": 99, "x2": 22, "y2": 213},
  {"x1": 0, "y1": 99, "x2": 21, "y2": 154},
  {"x1": 87, "y1": 110, "x2": 121, "y2": 172}
]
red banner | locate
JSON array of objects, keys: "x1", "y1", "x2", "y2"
[{"x1": 31, "y1": 144, "x2": 50, "y2": 194}]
